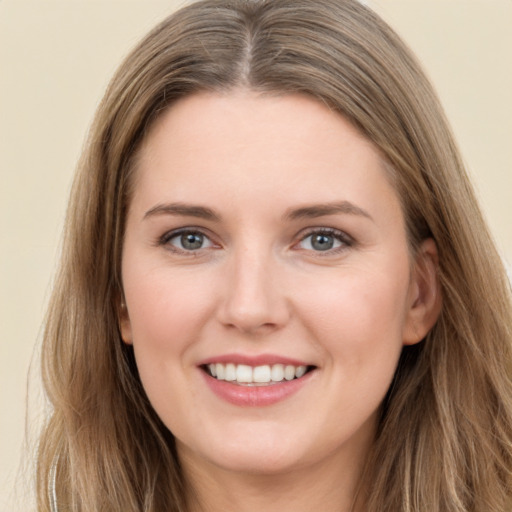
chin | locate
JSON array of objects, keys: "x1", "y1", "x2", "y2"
[{"x1": 178, "y1": 427, "x2": 315, "y2": 477}]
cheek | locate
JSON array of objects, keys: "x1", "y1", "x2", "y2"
[
  {"x1": 122, "y1": 266, "x2": 216, "y2": 378},
  {"x1": 122, "y1": 268, "x2": 218, "y2": 427},
  {"x1": 294, "y1": 263, "x2": 410, "y2": 367}
]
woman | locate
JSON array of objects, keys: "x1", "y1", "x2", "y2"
[{"x1": 36, "y1": 0, "x2": 512, "y2": 510}]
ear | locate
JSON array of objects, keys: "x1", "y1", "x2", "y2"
[
  {"x1": 118, "y1": 297, "x2": 133, "y2": 345},
  {"x1": 402, "y1": 238, "x2": 442, "y2": 346}
]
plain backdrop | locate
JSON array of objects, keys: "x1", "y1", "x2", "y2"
[{"x1": 1, "y1": 1, "x2": 511, "y2": 509}]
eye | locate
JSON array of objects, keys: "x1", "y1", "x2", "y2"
[
  {"x1": 297, "y1": 229, "x2": 352, "y2": 252},
  {"x1": 162, "y1": 230, "x2": 214, "y2": 252}
]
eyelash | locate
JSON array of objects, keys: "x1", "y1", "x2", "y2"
[
  {"x1": 295, "y1": 227, "x2": 353, "y2": 255},
  {"x1": 158, "y1": 228, "x2": 215, "y2": 254},
  {"x1": 157, "y1": 227, "x2": 354, "y2": 255}
]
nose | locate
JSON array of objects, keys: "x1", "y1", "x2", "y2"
[{"x1": 217, "y1": 247, "x2": 291, "y2": 335}]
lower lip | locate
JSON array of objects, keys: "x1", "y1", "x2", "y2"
[{"x1": 201, "y1": 370, "x2": 314, "y2": 407}]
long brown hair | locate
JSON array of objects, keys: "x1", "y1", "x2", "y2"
[{"x1": 37, "y1": 1, "x2": 512, "y2": 510}]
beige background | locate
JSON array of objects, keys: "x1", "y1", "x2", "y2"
[{"x1": 1, "y1": 1, "x2": 511, "y2": 509}]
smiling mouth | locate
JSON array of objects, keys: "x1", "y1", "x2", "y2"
[{"x1": 202, "y1": 363, "x2": 316, "y2": 386}]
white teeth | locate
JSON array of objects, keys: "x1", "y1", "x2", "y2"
[
  {"x1": 271, "y1": 364, "x2": 284, "y2": 382},
  {"x1": 215, "y1": 363, "x2": 225, "y2": 380},
  {"x1": 236, "y1": 364, "x2": 253, "y2": 383},
  {"x1": 295, "y1": 365, "x2": 307, "y2": 378},
  {"x1": 284, "y1": 365, "x2": 295, "y2": 381},
  {"x1": 206, "y1": 363, "x2": 311, "y2": 384},
  {"x1": 225, "y1": 363, "x2": 236, "y2": 381},
  {"x1": 253, "y1": 365, "x2": 271, "y2": 383}
]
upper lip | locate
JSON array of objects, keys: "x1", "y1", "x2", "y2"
[{"x1": 197, "y1": 353, "x2": 314, "y2": 367}]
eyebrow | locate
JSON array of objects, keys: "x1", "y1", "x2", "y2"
[
  {"x1": 284, "y1": 201, "x2": 373, "y2": 222},
  {"x1": 143, "y1": 200, "x2": 372, "y2": 223},
  {"x1": 143, "y1": 202, "x2": 220, "y2": 221}
]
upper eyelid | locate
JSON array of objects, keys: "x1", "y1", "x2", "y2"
[
  {"x1": 297, "y1": 226, "x2": 353, "y2": 242},
  {"x1": 160, "y1": 226, "x2": 213, "y2": 241},
  {"x1": 157, "y1": 225, "x2": 354, "y2": 249},
  {"x1": 157, "y1": 227, "x2": 219, "y2": 253},
  {"x1": 292, "y1": 227, "x2": 355, "y2": 254}
]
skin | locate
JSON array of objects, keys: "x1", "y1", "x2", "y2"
[{"x1": 120, "y1": 90, "x2": 440, "y2": 512}]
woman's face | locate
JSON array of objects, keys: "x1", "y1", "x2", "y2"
[{"x1": 120, "y1": 91, "x2": 438, "y2": 479}]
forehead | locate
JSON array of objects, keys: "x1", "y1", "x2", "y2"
[
  {"x1": 130, "y1": 90, "x2": 402, "y2": 227},
  {"x1": 143, "y1": 91, "x2": 376, "y2": 153}
]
